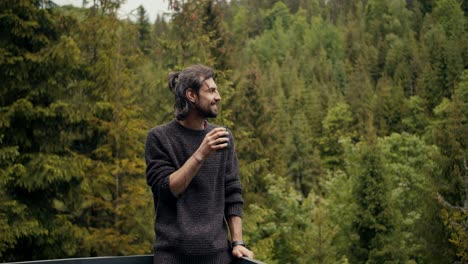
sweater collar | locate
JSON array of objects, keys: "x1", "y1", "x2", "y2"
[{"x1": 173, "y1": 119, "x2": 209, "y2": 135}]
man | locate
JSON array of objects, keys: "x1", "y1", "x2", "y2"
[{"x1": 145, "y1": 64, "x2": 254, "y2": 263}]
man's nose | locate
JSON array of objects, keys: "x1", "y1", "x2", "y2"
[{"x1": 215, "y1": 91, "x2": 221, "y2": 101}]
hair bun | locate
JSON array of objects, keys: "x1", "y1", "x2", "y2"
[{"x1": 168, "y1": 72, "x2": 180, "y2": 93}]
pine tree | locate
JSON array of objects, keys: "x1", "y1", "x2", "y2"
[
  {"x1": 401, "y1": 96, "x2": 429, "y2": 135},
  {"x1": 166, "y1": 0, "x2": 231, "y2": 69},
  {"x1": 320, "y1": 100, "x2": 355, "y2": 170},
  {"x1": 55, "y1": 0, "x2": 153, "y2": 255},
  {"x1": 418, "y1": 0, "x2": 465, "y2": 110},
  {"x1": 288, "y1": 78, "x2": 323, "y2": 195},
  {"x1": 344, "y1": 56, "x2": 374, "y2": 139},
  {"x1": 432, "y1": 70, "x2": 468, "y2": 262},
  {"x1": 321, "y1": 169, "x2": 357, "y2": 262},
  {"x1": 301, "y1": 194, "x2": 340, "y2": 264},
  {"x1": 379, "y1": 133, "x2": 442, "y2": 262},
  {"x1": 347, "y1": 141, "x2": 394, "y2": 263},
  {"x1": 0, "y1": 0, "x2": 88, "y2": 260},
  {"x1": 373, "y1": 76, "x2": 405, "y2": 135},
  {"x1": 136, "y1": 5, "x2": 151, "y2": 55},
  {"x1": 229, "y1": 61, "x2": 273, "y2": 198},
  {"x1": 431, "y1": 70, "x2": 467, "y2": 209},
  {"x1": 243, "y1": 174, "x2": 338, "y2": 263}
]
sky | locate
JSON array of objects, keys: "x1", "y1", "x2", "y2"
[{"x1": 54, "y1": 0, "x2": 171, "y2": 22}]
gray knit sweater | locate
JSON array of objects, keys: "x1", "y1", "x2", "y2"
[{"x1": 145, "y1": 120, "x2": 243, "y2": 264}]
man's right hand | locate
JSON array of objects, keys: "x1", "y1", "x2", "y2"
[
  {"x1": 194, "y1": 127, "x2": 230, "y2": 161},
  {"x1": 170, "y1": 127, "x2": 230, "y2": 196}
]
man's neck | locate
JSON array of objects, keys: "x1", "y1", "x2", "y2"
[{"x1": 179, "y1": 116, "x2": 207, "y2": 130}]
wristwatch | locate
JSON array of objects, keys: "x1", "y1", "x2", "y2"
[{"x1": 231, "y1": 240, "x2": 246, "y2": 248}]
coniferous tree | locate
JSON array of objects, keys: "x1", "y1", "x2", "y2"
[
  {"x1": 379, "y1": 133, "x2": 442, "y2": 262},
  {"x1": 66, "y1": 0, "x2": 152, "y2": 255},
  {"x1": 432, "y1": 70, "x2": 468, "y2": 262},
  {"x1": 321, "y1": 169, "x2": 357, "y2": 262},
  {"x1": 0, "y1": 0, "x2": 88, "y2": 260},
  {"x1": 431, "y1": 70, "x2": 467, "y2": 208},
  {"x1": 401, "y1": 96, "x2": 429, "y2": 135},
  {"x1": 373, "y1": 76, "x2": 405, "y2": 135},
  {"x1": 320, "y1": 101, "x2": 354, "y2": 170},
  {"x1": 344, "y1": 57, "x2": 374, "y2": 139},
  {"x1": 348, "y1": 141, "x2": 394, "y2": 263},
  {"x1": 288, "y1": 77, "x2": 323, "y2": 195},
  {"x1": 418, "y1": 0, "x2": 465, "y2": 110},
  {"x1": 136, "y1": 5, "x2": 151, "y2": 55}
]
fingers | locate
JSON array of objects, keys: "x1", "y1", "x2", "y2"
[
  {"x1": 242, "y1": 247, "x2": 254, "y2": 259},
  {"x1": 232, "y1": 245, "x2": 254, "y2": 259},
  {"x1": 232, "y1": 248, "x2": 242, "y2": 258},
  {"x1": 208, "y1": 127, "x2": 229, "y2": 138},
  {"x1": 207, "y1": 128, "x2": 229, "y2": 150},
  {"x1": 197, "y1": 127, "x2": 230, "y2": 159}
]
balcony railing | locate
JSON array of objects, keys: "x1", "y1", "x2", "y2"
[{"x1": 4, "y1": 255, "x2": 266, "y2": 264}]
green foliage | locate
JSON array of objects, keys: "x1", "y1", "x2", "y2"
[
  {"x1": 244, "y1": 174, "x2": 338, "y2": 263},
  {"x1": 347, "y1": 142, "x2": 395, "y2": 263},
  {"x1": 373, "y1": 76, "x2": 405, "y2": 135},
  {"x1": 379, "y1": 133, "x2": 440, "y2": 262},
  {"x1": 321, "y1": 169, "x2": 357, "y2": 261},
  {"x1": 320, "y1": 101, "x2": 354, "y2": 169},
  {"x1": 0, "y1": 0, "x2": 89, "y2": 260},
  {"x1": 431, "y1": 70, "x2": 468, "y2": 262},
  {"x1": 441, "y1": 209, "x2": 468, "y2": 262},
  {"x1": 401, "y1": 96, "x2": 429, "y2": 134},
  {"x1": 430, "y1": 69, "x2": 467, "y2": 206}
]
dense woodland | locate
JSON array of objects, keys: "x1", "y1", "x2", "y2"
[{"x1": 0, "y1": 0, "x2": 467, "y2": 263}]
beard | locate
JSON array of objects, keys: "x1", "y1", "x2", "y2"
[{"x1": 194, "y1": 101, "x2": 218, "y2": 118}]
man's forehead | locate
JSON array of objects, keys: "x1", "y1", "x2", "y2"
[{"x1": 202, "y1": 78, "x2": 217, "y2": 88}]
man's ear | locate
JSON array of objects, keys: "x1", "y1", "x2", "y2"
[{"x1": 186, "y1": 88, "x2": 197, "y2": 103}]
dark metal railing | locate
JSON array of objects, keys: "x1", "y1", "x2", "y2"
[
  {"x1": 4, "y1": 255, "x2": 153, "y2": 264},
  {"x1": 4, "y1": 255, "x2": 266, "y2": 264}
]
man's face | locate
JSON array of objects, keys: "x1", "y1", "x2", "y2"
[{"x1": 194, "y1": 78, "x2": 221, "y2": 118}]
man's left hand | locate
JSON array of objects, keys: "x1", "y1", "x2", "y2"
[{"x1": 232, "y1": 245, "x2": 254, "y2": 259}]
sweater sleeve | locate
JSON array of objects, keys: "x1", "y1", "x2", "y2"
[
  {"x1": 145, "y1": 129, "x2": 177, "y2": 200},
  {"x1": 224, "y1": 132, "x2": 244, "y2": 218}
]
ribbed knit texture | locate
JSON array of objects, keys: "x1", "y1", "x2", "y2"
[{"x1": 145, "y1": 120, "x2": 243, "y2": 264}]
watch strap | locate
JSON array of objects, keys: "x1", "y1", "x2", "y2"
[{"x1": 231, "y1": 240, "x2": 246, "y2": 248}]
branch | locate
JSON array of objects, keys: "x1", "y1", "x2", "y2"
[
  {"x1": 464, "y1": 156, "x2": 468, "y2": 209},
  {"x1": 464, "y1": 156, "x2": 468, "y2": 171},
  {"x1": 436, "y1": 193, "x2": 467, "y2": 212}
]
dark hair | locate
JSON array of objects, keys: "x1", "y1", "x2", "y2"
[{"x1": 168, "y1": 64, "x2": 215, "y2": 120}]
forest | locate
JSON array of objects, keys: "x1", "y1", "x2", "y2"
[{"x1": 0, "y1": 0, "x2": 467, "y2": 263}]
